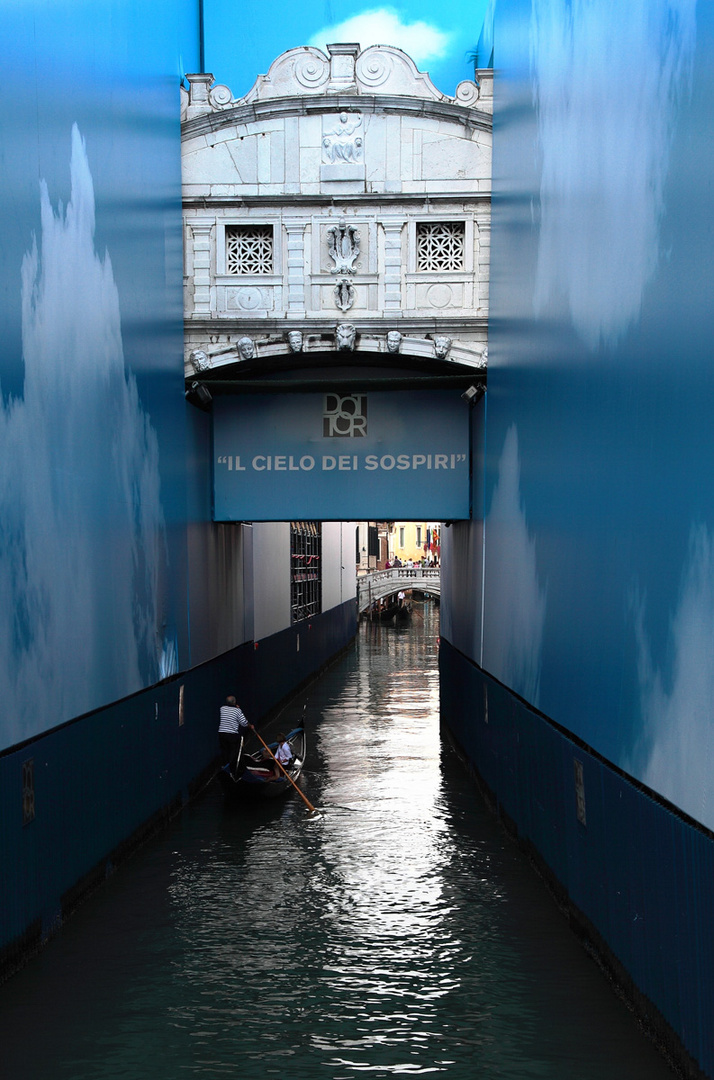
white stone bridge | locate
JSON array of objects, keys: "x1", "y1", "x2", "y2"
[{"x1": 357, "y1": 567, "x2": 440, "y2": 613}]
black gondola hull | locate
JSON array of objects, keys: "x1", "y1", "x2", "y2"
[{"x1": 218, "y1": 727, "x2": 306, "y2": 801}]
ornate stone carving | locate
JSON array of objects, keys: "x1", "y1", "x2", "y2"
[
  {"x1": 426, "y1": 283, "x2": 454, "y2": 309},
  {"x1": 293, "y1": 51, "x2": 331, "y2": 91},
  {"x1": 433, "y1": 335, "x2": 452, "y2": 359},
  {"x1": 322, "y1": 113, "x2": 363, "y2": 164},
  {"x1": 208, "y1": 83, "x2": 234, "y2": 108},
  {"x1": 189, "y1": 349, "x2": 211, "y2": 373},
  {"x1": 287, "y1": 330, "x2": 303, "y2": 353},
  {"x1": 226, "y1": 287, "x2": 271, "y2": 311},
  {"x1": 355, "y1": 51, "x2": 394, "y2": 88},
  {"x1": 336, "y1": 323, "x2": 357, "y2": 351},
  {"x1": 386, "y1": 331, "x2": 402, "y2": 354},
  {"x1": 237, "y1": 336, "x2": 256, "y2": 360},
  {"x1": 326, "y1": 220, "x2": 360, "y2": 275},
  {"x1": 454, "y1": 81, "x2": 480, "y2": 108},
  {"x1": 334, "y1": 279, "x2": 355, "y2": 312}
]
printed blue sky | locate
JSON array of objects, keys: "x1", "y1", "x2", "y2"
[{"x1": 202, "y1": 1, "x2": 491, "y2": 98}]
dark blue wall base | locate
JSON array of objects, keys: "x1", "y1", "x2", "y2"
[
  {"x1": 252, "y1": 598, "x2": 357, "y2": 721},
  {"x1": 0, "y1": 598, "x2": 356, "y2": 982},
  {"x1": 440, "y1": 637, "x2": 714, "y2": 1080}
]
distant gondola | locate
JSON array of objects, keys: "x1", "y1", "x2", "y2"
[
  {"x1": 378, "y1": 602, "x2": 398, "y2": 622},
  {"x1": 395, "y1": 602, "x2": 411, "y2": 623},
  {"x1": 218, "y1": 726, "x2": 306, "y2": 801}
]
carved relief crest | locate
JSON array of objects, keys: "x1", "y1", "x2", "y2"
[
  {"x1": 334, "y1": 279, "x2": 355, "y2": 312},
  {"x1": 326, "y1": 220, "x2": 360, "y2": 275},
  {"x1": 322, "y1": 113, "x2": 363, "y2": 164}
]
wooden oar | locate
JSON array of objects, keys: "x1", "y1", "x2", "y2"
[{"x1": 252, "y1": 728, "x2": 317, "y2": 813}]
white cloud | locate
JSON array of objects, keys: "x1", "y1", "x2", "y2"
[
  {"x1": 482, "y1": 425, "x2": 547, "y2": 706},
  {"x1": 308, "y1": 7, "x2": 452, "y2": 65},
  {"x1": 530, "y1": 0, "x2": 696, "y2": 350},
  {"x1": 0, "y1": 125, "x2": 175, "y2": 745},
  {"x1": 628, "y1": 524, "x2": 714, "y2": 830}
]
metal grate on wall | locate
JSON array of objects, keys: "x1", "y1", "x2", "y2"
[
  {"x1": 416, "y1": 221, "x2": 465, "y2": 271},
  {"x1": 225, "y1": 224, "x2": 273, "y2": 274},
  {"x1": 291, "y1": 522, "x2": 322, "y2": 623}
]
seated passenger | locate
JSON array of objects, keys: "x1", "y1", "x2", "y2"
[{"x1": 275, "y1": 734, "x2": 293, "y2": 768}]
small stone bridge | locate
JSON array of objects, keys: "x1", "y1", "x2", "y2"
[{"x1": 357, "y1": 567, "x2": 440, "y2": 613}]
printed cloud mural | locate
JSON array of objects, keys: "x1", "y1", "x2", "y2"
[
  {"x1": 483, "y1": 425, "x2": 546, "y2": 706},
  {"x1": 629, "y1": 523, "x2": 714, "y2": 830},
  {"x1": 530, "y1": 0, "x2": 696, "y2": 350},
  {"x1": 0, "y1": 125, "x2": 176, "y2": 747}
]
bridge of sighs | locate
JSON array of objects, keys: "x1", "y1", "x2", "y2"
[{"x1": 181, "y1": 42, "x2": 491, "y2": 525}]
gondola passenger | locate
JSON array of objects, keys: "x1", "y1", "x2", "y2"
[{"x1": 275, "y1": 733, "x2": 293, "y2": 767}]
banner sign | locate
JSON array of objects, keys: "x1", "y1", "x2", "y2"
[{"x1": 213, "y1": 390, "x2": 470, "y2": 521}]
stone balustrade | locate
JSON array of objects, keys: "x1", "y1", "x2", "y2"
[{"x1": 357, "y1": 567, "x2": 440, "y2": 612}]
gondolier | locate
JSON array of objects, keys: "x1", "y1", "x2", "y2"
[{"x1": 218, "y1": 695, "x2": 252, "y2": 776}]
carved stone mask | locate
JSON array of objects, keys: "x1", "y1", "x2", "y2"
[
  {"x1": 386, "y1": 332, "x2": 402, "y2": 354},
  {"x1": 336, "y1": 323, "x2": 356, "y2": 351},
  {"x1": 189, "y1": 349, "x2": 210, "y2": 373},
  {"x1": 433, "y1": 335, "x2": 452, "y2": 359},
  {"x1": 287, "y1": 331, "x2": 303, "y2": 353},
  {"x1": 237, "y1": 336, "x2": 255, "y2": 360}
]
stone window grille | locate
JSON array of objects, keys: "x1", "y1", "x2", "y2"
[
  {"x1": 225, "y1": 224, "x2": 273, "y2": 274},
  {"x1": 416, "y1": 221, "x2": 465, "y2": 271}
]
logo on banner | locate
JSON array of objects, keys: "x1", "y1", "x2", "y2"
[{"x1": 323, "y1": 394, "x2": 367, "y2": 437}]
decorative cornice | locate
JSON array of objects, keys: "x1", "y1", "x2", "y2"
[
  {"x1": 183, "y1": 192, "x2": 492, "y2": 209},
  {"x1": 183, "y1": 44, "x2": 488, "y2": 123},
  {"x1": 184, "y1": 316, "x2": 488, "y2": 335},
  {"x1": 182, "y1": 91, "x2": 491, "y2": 141}
]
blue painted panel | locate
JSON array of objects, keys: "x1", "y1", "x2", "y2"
[
  {"x1": 213, "y1": 391, "x2": 470, "y2": 521},
  {"x1": 467, "y1": 0, "x2": 714, "y2": 836},
  {"x1": 440, "y1": 640, "x2": 714, "y2": 1078},
  {"x1": 0, "y1": 1, "x2": 199, "y2": 750}
]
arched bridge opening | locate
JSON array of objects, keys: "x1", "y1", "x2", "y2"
[{"x1": 356, "y1": 567, "x2": 440, "y2": 614}]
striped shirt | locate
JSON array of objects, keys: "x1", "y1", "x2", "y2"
[{"x1": 218, "y1": 704, "x2": 248, "y2": 734}]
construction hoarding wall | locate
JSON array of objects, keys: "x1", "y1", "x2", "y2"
[
  {"x1": 441, "y1": 2, "x2": 714, "y2": 1074},
  {"x1": 0, "y1": 0, "x2": 197, "y2": 750}
]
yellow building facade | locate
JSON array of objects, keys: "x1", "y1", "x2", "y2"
[{"x1": 388, "y1": 522, "x2": 441, "y2": 566}]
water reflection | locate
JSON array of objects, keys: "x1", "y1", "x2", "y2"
[{"x1": 0, "y1": 602, "x2": 674, "y2": 1079}]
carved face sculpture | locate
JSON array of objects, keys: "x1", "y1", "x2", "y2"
[
  {"x1": 386, "y1": 331, "x2": 402, "y2": 354},
  {"x1": 336, "y1": 323, "x2": 356, "y2": 351},
  {"x1": 237, "y1": 336, "x2": 255, "y2": 360},
  {"x1": 287, "y1": 331, "x2": 303, "y2": 353},
  {"x1": 433, "y1": 335, "x2": 452, "y2": 359},
  {"x1": 189, "y1": 349, "x2": 210, "y2": 373}
]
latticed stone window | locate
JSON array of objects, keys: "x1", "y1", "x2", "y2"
[
  {"x1": 416, "y1": 221, "x2": 465, "y2": 271},
  {"x1": 225, "y1": 224, "x2": 273, "y2": 274}
]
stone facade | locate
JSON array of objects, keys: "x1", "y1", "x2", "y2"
[{"x1": 181, "y1": 44, "x2": 491, "y2": 376}]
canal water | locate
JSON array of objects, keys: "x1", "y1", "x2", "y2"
[{"x1": 0, "y1": 602, "x2": 674, "y2": 1080}]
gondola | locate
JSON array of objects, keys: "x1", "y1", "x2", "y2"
[
  {"x1": 377, "y1": 602, "x2": 398, "y2": 622},
  {"x1": 218, "y1": 726, "x2": 306, "y2": 801},
  {"x1": 395, "y1": 602, "x2": 411, "y2": 623}
]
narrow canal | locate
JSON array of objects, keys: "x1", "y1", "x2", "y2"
[{"x1": 0, "y1": 603, "x2": 674, "y2": 1079}]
